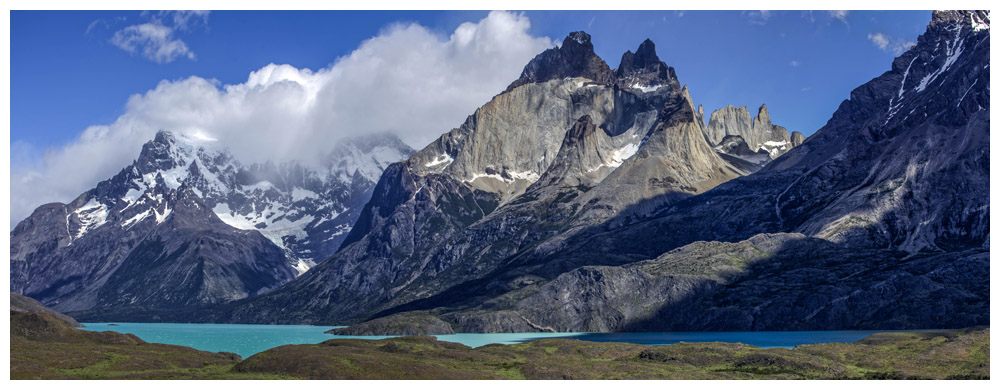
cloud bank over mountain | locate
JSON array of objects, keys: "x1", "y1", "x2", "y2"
[{"x1": 10, "y1": 11, "x2": 553, "y2": 227}]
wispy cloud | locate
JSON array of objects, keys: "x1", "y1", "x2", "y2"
[
  {"x1": 165, "y1": 10, "x2": 209, "y2": 31},
  {"x1": 109, "y1": 11, "x2": 208, "y2": 63},
  {"x1": 789, "y1": 60, "x2": 800, "y2": 67},
  {"x1": 111, "y1": 23, "x2": 195, "y2": 63},
  {"x1": 829, "y1": 10, "x2": 850, "y2": 24},
  {"x1": 746, "y1": 10, "x2": 772, "y2": 25},
  {"x1": 867, "y1": 32, "x2": 915, "y2": 55}
]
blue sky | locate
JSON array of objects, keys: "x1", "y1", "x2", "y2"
[
  {"x1": 12, "y1": 10, "x2": 930, "y2": 147},
  {"x1": 9, "y1": 10, "x2": 933, "y2": 224}
]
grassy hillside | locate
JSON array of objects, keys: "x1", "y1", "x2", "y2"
[{"x1": 10, "y1": 310, "x2": 989, "y2": 379}]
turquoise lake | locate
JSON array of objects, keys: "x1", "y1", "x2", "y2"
[{"x1": 81, "y1": 322, "x2": 896, "y2": 359}]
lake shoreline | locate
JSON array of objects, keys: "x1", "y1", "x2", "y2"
[
  {"x1": 81, "y1": 321, "x2": 930, "y2": 358},
  {"x1": 13, "y1": 311, "x2": 989, "y2": 379}
]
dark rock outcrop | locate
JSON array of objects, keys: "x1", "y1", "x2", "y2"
[{"x1": 505, "y1": 31, "x2": 611, "y2": 92}]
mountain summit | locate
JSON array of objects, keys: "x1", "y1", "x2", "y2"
[{"x1": 505, "y1": 31, "x2": 612, "y2": 92}]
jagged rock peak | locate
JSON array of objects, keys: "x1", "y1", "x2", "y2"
[
  {"x1": 504, "y1": 31, "x2": 611, "y2": 92},
  {"x1": 617, "y1": 39, "x2": 661, "y2": 73},
  {"x1": 565, "y1": 31, "x2": 594, "y2": 49},
  {"x1": 136, "y1": 130, "x2": 190, "y2": 173},
  {"x1": 931, "y1": 10, "x2": 990, "y2": 29},
  {"x1": 614, "y1": 38, "x2": 677, "y2": 91},
  {"x1": 753, "y1": 104, "x2": 771, "y2": 127},
  {"x1": 790, "y1": 131, "x2": 806, "y2": 147}
]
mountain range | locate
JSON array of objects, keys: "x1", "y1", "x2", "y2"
[
  {"x1": 10, "y1": 10, "x2": 989, "y2": 334},
  {"x1": 11, "y1": 131, "x2": 414, "y2": 315}
]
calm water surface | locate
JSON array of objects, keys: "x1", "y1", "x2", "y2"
[{"x1": 82, "y1": 322, "x2": 896, "y2": 358}]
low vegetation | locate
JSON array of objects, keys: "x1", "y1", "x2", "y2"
[{"x1": 10, "y1": 311, "x2": 989, "y2": 379}]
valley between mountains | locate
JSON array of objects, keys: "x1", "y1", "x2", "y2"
[{"x1": 10, "y1": 10, "x2": 989, "y2": 337}]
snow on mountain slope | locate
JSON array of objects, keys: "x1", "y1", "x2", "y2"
[{"x1": 43, "y1": 130, "x2": 415, "y2": 274}]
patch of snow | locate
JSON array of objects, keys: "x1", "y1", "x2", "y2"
[
  {"x1": 213, "y1": 202, "x2": 313, "y2": 251},
  {"x1": 763, "y1": 140, "x2": 788, "y2": 147},
  {"x1": 123, "y1": 186, "x2": 145, "y2": 204},
  {"x1": 916, "y1": 31, "x2": 965, "y2": 93},
  {"x1": 122, "y1": 210, "x2": 151, "y2": 229},
  {"x1": 291, "y1": 187, "x2": 318, "y2": 202},
  {"x1": 212, "y1": 203, "x2": 258, "y2": 231},
  {"x1": 120, "y1": 181, "x2": 148, "y2": 212},
  {"x1": 467, "y1": 172, "x2": 511, "y2": 184},
  {"x1": 154, "y1": 205, "x2": 172, "y2": 224},
  {"x1": 424, "y1": 153, "x2": 454, "y2": 169},
  {"x1": 609, "y1": 143, "x2": 640, "y2": 168},
  {"x1": 507, "y1": 170, "x2": 540, "y2": 182},
  {"x1": 971, "y1": 11, "x2": 990, "y2": 32},
  {"x1": 328, "y1": 223, "x2": 353, "y2": 237},
  {"x1": 629, "y1": 83, "x2": 664, "y2": 93},
  {"x1": 898, "y1": 57, "x2": 919, "y2": 99},
  {"x1": 72, "y1": 198, "x2": 109, "y2": 238},
  {"x1": 243, "y1": 180, "x2": 275, "y2": 192},
  {"x1": 587, "y1": 143, "x2": 641, "y2": 173},
  {"x1": 264, "y1": 214, "x2": 315, "y2": 242}
]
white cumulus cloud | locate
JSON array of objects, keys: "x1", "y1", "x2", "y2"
[{"x1": 10, "y1": 11, "x2": 554, "y2": 227}]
